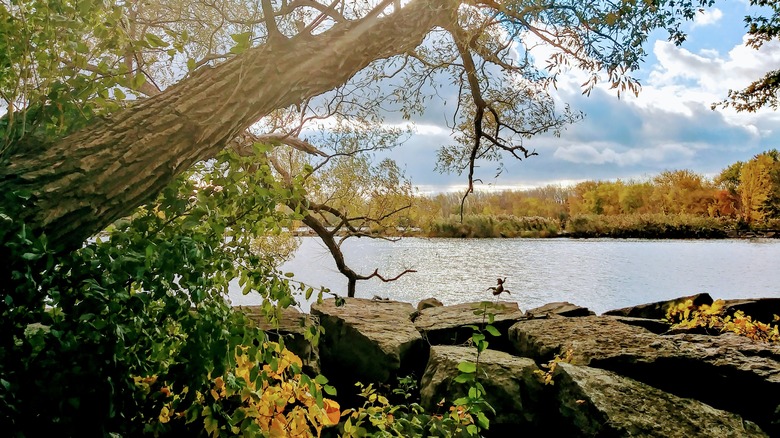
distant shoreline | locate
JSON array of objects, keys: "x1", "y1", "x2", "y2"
[{"x1": 291, "y1": 214, "x2": 780, "y2": 240}]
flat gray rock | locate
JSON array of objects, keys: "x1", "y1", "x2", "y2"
[
  {"x1": 554, "y1": 363, "x2": 767, "y2": 437},
  {"x1": 414, "y1": 301, "x2": 525, "y2": 351},
  {"x1": 603, "y1": 293, "x2": 712, "y2": 319},
  {"x1": 526, "y1": 301, "x2": 595, "y2": 318},
  {"x1": 509, "y1": 316, "x2": 780, "y2": 435},
  {"x1": 553, "y1": 363, "x2": 769, "y2": 438},
  {"x1": 311, "y1": 298, "x2": 424, "y2": 383}
]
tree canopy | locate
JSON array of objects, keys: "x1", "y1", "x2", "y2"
[
  {"x1": 718, "y1": 0, "x2": 780, "y2": 112},
  {"x1": 1, "y1": 0, "x2": 755, "y2": 435},
  {"x1": 1, "y1": 0, "x2": 718, "y2": 252}
]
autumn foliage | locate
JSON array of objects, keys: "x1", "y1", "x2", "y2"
[
  {"x1": 666, "y1": 299, "x2": 780, "y2": 343},
  {"x1": 403, "y1": 151, "x2": 780, "y2": 236},
  {"x1": 140, "y1": 342, "x2": 341, "y2": 437}
]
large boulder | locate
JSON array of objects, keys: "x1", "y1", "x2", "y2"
[
  {"x1": 509, "y1": 316, "x2": 780, "y2": 435},
  {"x1": 603, "y1": 293, "x2": 712, "y2": 319},
  {"x1": 526, "y1": 302, "x2": 595, "y2": 318},
  {"x1": 414, "y1": 301, "x2": 525, "y2": 351},
  {"x1": 553, "y1": 362, "x2": 767, "y2": 437},
  {"x1": 238, "y1": 305, "x2": 320, "y2": 375},
  {"x1": 311, "y1": 298, "x2": 425, "y2": 385},
  {"x1": 420, "y1": 346, "x2": 546, "y2": 434}
]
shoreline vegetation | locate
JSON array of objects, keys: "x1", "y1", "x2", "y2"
[
  {"x1": 422, "y1": 214, "x2": 780, "y2": 239},
  {"x1": 294, "y1": 151, "x2": 780, "y2": 240},
  {"x1": 293, "y1": 213, "x2": 780, "y2": 239}
]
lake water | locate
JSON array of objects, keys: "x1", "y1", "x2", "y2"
[{"x1": 228, "y1": 237, "x2": 780, "y2": 314}]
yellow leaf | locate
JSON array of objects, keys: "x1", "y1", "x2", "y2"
[
  {"x1": 323, "y1": 398, "x2": 341, "y2": 425},
  {"x1": 158, "y1": 406, "x2": 171, "y2": 423}
]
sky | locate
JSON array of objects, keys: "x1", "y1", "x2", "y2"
[{"x1": 384, "y1": 2, "x2": 780, "y2": 194}]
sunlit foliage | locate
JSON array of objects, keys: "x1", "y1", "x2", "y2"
[
  {"x1": 142, "y1": 343, "x2": 340, "y2": 437},
  {"x1": 667, "y1": 299, "x2": 780, "y2": 343},
  {"x1": 405, "y1": 151, "x2": 780, "y2": 237},
  {"x1": 534, "y1": 348, "x2": 575, "y2": 386}
]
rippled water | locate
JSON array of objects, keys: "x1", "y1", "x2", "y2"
[{"x1": 228, "y1": 237, "x2": 780, "y2": 314}]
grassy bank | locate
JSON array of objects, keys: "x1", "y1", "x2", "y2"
[
  {"x1": 425, "y1": 214, "x2": 560, "y2": 238},
  {"x1": 420, "y1": 213, "x2": 739, "y2": 238}
]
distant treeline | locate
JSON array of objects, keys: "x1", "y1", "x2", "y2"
[{"x1": 403, "y1": 150, "x2": 780, "y2": 238}]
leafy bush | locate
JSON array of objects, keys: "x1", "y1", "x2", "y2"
[
  {"x1": 426, "y1": 215, "x2": 558, "y2": 238},
  {"x1": 565, "y1": 213, "x2": 728, "y2": 238},
  {"x1": 145, "y1": 342, "x2": 340, "y2": 437},
  {"x1": 0, "y1": 148, "x2": 324, "y2": 435},
  {"x1": 339, "y1": 381, "x2": 479, "y2": 437}
]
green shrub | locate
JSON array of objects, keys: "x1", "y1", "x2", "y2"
[
  {"x1": 564, "y1": 213, "x2": 728, "y2": 238},
  {"x1": 426, "y1": 215, "x2": 559, "y2": 238},
  {"x1": 0, "y1": 149, "x2": 320, "y2": 436}
]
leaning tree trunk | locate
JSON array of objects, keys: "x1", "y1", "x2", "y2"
[{"x1": 0, "y1": 0, "x2": 454, "y2": 252}]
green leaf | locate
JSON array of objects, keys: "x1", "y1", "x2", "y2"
[
  {"x1": 323, "y1": 385, "x2": 337, "y2": 396},
  {"x1": 145, "y1": 33, "x2": 168, "y2": 48},
  {"x1": 476, "y1": 412, "x2": 490, "y2": 429},
  {"x1": 485, "y1": 325, "x2": 501, "y2": 337},
  {"x1": 14, "y1": 190, "x2": 32, "y2": 201},
  {"x1": 457, "y1": 361, "x2": 476, "y2": 374},
  {"x1": 229, "y1": 31, "x2": 252, "y2": 54},
  {"x1": 452, "y1": 397, "x2": 469, "y2": 406},
  {"x1": 314, "y1": 374, "x2": 328, "y2": 385},
  {"x1": 187, "y1": 58, "x2": 196, "y2": 71},
  {"x1": 131, "y1": 73, "x2": 146, "y2": 90},
  {"x1": 252, "y1": 142, "x2": 274, "y2": 154},
  {"x1": 453, "y1": 374, "x2": 473, "y2": 383}
]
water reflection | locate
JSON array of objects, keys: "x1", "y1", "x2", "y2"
[{"x1": 229, "y1": 237, "x2": 780, "y2": 314}]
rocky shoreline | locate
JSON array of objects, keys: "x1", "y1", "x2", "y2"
[{"x1": 241, "y1": 294, "x2": 780, "y2": 437}]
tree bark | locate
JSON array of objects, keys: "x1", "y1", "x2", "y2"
[{"x1": 0, "y1": 0, "x2": 455, "y2": 251}]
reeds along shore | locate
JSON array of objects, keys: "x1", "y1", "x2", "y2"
[{"x1": 354, "y1": 214, "x2": 779, "y2": 239}]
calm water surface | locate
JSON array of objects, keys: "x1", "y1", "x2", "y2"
[{"x1": 228, "y1": 237, "x2": 780, "y2": 314}]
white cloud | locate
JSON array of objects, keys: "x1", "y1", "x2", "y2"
[
  {"x1": 553, "y1": 142, "x2": 698, "y2": 166},
  {"x1": 611, "y1": 35, "x2": 780, "y2": 135},
  {"x1": 385, "y1": 14, "x2": 780, "y2": 189},
  {"x1": 646, "y1": 37, "x2": 780, "y2": 99},
  {"x1": 692, "y1": 8, "x2": 723, "y2": 28}
]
